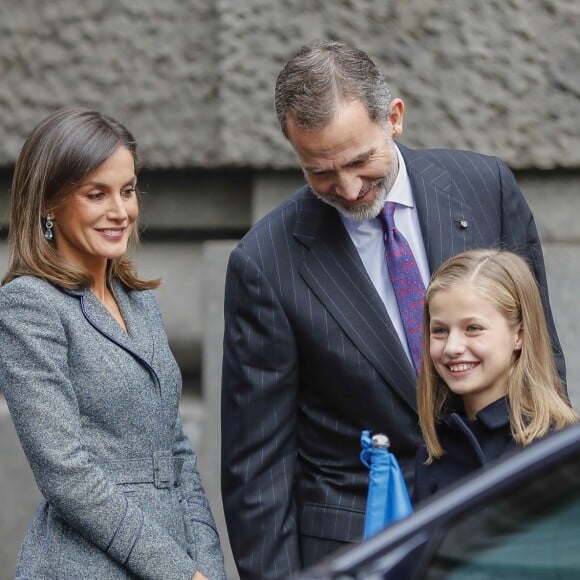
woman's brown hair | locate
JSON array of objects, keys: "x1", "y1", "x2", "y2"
[{"x1": 3, "y1": 105, "x2": 159, "y2": 290}]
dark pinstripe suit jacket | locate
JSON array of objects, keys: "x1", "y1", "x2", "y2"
[{"x1": 221, "y1": 145, "x2": 565, "y2": 579}]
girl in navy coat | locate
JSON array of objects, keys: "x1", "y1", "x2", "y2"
[{"x1": 414, "y1": 249, "x2": 578, "y2": 503}]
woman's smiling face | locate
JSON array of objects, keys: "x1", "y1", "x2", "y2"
[{"x1": 51, "y1": 146, "x2": 138, "y2": 275}]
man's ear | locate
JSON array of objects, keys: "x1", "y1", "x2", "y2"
[{"x1": 388, "y1": 98, "x2": 404, "y2": 139}]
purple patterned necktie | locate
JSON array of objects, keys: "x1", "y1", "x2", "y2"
[{"x1": 379, "y1": 202, "x2": 425, "y2": 373}]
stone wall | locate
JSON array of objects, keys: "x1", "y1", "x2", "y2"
[{"x1": 1, "y1": 0, "x2": 579, "y2": 169}]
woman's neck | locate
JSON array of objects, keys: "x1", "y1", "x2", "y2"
[
  {"x1": 91, "y1": 276, "x2": 127, "y2": 332},
  {"x1": 91, "y1": 277, "x2": 109, "y2": 303}
]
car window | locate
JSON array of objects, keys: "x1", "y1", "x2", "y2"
[{"x1": 417, "y1": 458, "x2": 580, "y2": 579}]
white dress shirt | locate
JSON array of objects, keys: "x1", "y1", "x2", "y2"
[{"x1": 341, "y1": 145, "x2": 430, "y2": 366}]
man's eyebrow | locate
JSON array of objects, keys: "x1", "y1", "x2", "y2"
[
  {"x1": 346, "y1": 148, "x2": 376, "y2": 166},
  {"x1": 304, "y1": 148, "x2": 377, "y2": 174},
  {"x1": 302, "y1": 162, "x2": 331, "y2": 174}
]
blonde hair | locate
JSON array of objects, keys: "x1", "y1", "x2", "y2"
[
  {"x1": 3, "y1": 105, "x2": 159, "y2": 291},
  {"x1": 417, "y1": 249, "x2": 577, "y2": 462}
]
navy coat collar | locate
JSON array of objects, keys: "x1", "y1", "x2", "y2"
[
  {"x1": 442, "y1": 397, "x2": 511, "y2": 430},
  {"x1": 439, "y1": 397, "x2": 514, "y2": 467}
]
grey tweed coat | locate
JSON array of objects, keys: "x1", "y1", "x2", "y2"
[{"x1": 0, "y1": 276, "x2": 226, "y2": 580}]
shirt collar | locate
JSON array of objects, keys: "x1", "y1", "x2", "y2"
[{"x1": 386, "y1": 144, "x2": 413, "y2": 208}]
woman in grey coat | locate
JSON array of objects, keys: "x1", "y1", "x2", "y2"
[{"x1": 0, "y1": 106, "x2": 226, "y2": 579}]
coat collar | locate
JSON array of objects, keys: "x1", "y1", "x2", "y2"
[
  {"x1": 440, "y1": 397, "x2": 513, "y2": 467},
  {"x1": 443, "y1": 397, "x2": 511, "y2": 430},
  {"x1": 474, "y1": 397, "x2": 511, "y2": 430},
  {"x1": 65, "y1": 281, "x2": 155, "y2": 365}
]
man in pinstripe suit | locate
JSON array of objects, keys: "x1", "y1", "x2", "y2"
[{"x1": 221, "y1": 40, "x2": 566, "y2": 579}]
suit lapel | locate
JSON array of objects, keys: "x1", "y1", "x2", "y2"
[
  {"x1": 401, "y1": 145, "x2": 473, "y2": 273},
  {"x1": 294, "y1": 194, "x2": 418, "y2": 412}
]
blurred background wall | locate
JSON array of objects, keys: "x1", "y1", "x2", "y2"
[{"x1": 0, "y1": 1, "x2": 579, "y2": 578}]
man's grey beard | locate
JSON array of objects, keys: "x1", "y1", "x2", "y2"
[
  {"x1": 311, "y1": 169, "x2": 395, "y2": 221},
  {"x1": 310, "y1": 180, "x2": 385, "y2": 221}
]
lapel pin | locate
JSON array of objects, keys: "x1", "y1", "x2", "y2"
[{"x1": 455, "y1": 219, "x2": 468, "y2": 229}]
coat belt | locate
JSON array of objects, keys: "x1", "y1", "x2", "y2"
[{"x1": 107, "y1": 451, "x2": 184, "y2": 489}]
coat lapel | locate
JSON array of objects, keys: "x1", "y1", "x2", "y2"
[
  {"x1": 74, "y1": 283, "x2": 154, "y2": 366},
  {"x1": 294, "y1": 194, "x2": 418, "y2": 412}
]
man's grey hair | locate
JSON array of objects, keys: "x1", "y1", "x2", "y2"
[{"x1": 275, "y1": 40, "x2": 392, "y2": 139}]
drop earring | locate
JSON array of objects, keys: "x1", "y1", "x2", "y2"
[{"x1": 44, "y1": 214, "x2": 54, "y2": 241}]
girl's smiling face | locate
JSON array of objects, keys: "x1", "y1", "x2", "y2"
[{"x1": 428, "y1": 281, "x2": 522, "y2": 419}]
